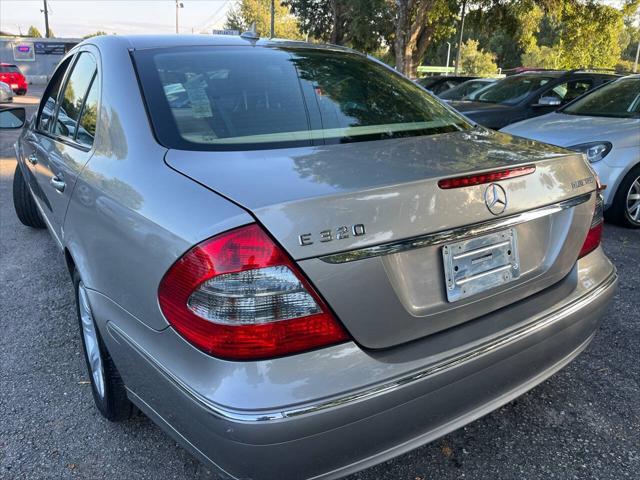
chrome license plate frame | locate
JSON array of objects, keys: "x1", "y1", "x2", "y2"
[{"x1": 442, "y1": 228, "x2": 520, "y2": 302}]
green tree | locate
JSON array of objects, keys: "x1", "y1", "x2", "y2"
[
  {"x1": 225, "y1": 0, "x2": 303, "y2": 39},
  {"x1": 457, "y1": 39, "x2": 498, "y2": 75},
  {"x1": 285, "y1": 0, "x2": 392, "y2": 52},
  {"x1": 83, "y1": 31, "x2": 108, "y2": 39},
  {"x1": 27, "y1": 25, "x2": 42, "y2": 38},
  {"x1": 552, "y1": 0, "x2": 625, "y2": 69},
  {"x1": 521, "y1": 45, "x2": 563, "y2": 69}
]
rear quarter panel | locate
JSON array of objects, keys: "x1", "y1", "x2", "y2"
[{"x1": 62, "y1": 37, "x2": 253, "y2": 330}]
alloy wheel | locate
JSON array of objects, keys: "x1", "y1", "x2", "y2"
[
  {"x1": 78, "y1": 282, "x2": 106, "y2": 399},
  {"x1": 627, "y1": 176, "x2": 640, "y2": 225}
]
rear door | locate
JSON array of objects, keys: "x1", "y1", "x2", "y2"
[{"x1": 31, "y1": 50, "x2": 99, "y2": 240}]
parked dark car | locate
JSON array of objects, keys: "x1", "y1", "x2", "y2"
[
  {"x1": 416, "y1": 75, "x2": 479, "y2": 95},
  {"x1": 449, "y1": 70, "x2": 619, "y2": 129}
]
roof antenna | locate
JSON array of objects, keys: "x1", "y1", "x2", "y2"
[{"x1": 240, "y1": 22, "x2": 259, "y2": 41}]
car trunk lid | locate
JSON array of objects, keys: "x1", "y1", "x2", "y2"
[{"x1": 165, "y1": 129, "x2": 598, "y2": 348}]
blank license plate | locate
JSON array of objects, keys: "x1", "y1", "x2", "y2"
[{"x1": 442, "y1": 229, "x2": 520, "y2": 302}]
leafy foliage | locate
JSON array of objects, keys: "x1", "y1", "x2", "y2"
[
  {"x1": 82, "y1": 31, "x2": 108, "y2": 39},
  {"x1": 457, "y1": 39, "x2": 498, "y2": 75},
  {"x1": 225, "y1": 0, "x2": 303, "y2": 39},
  {"x1": 27, "y1": 26, "x2": 42, "y2": 38}
]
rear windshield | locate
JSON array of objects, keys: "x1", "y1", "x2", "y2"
[
  {"x1": 562, "y1": 77, "x2": 640, "y2": 118},
  {"x1": 134, "y1": 46, "x2": 470, "y2": 151},
  {"x1": 475, "y1": 75, "x2": 553, "y2": 105},
  {"x1": 0, "y1": 65, "x2": 21, "y2": 73}
]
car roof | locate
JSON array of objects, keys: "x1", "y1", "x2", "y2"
[
  {"x1": 82, "y1": 34, "x2": 362, "y2": 55},
  {"x1": 0, "y1": 63, "x2": 17, "y2": 67},
  {"x1": 512, "y1": 70, "x2": 619, "y2": 79}
]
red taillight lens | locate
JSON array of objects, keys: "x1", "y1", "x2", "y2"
[
  {"x1": 158, "y1": 224, "x2": 349, "y2": 360},
  {"x1": 438, "y1": 165, "x2": 536, "y2": 189},
  {"x1": 578, "y1": 192, "x2": 604, "y2": 259}
]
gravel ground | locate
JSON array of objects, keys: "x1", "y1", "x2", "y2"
[{"x1": 1, "y1": 89, "x2": 638, "y2": 480}]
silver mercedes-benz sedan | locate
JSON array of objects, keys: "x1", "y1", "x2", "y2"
[{"x1": 5, "y1": 35, "x2": 617, "y2": 480}]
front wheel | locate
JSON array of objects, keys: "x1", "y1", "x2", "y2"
[
  {"x1": 74, "y1": 271, "x2": 133, "y2": 421},
  {"x1": 607, "y1": 165, "x2": 640, "y2": 229}
]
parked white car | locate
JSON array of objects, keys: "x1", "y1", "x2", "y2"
[
  {"x1": 0, "y1": 81, "x2": 13, "y2": 103},
  {"x1": 503, "y1": 75, "x2": 640, "y2": 228}
]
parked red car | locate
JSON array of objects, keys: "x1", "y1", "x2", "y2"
[{"x1": 0, "y1": 63, "x2": 28, "y2": 95}]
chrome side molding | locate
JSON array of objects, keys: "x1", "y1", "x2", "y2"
[{"x1": 319, "y1": 193, "x2": 593, "y2": 264}]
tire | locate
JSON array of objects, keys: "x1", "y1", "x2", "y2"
[
  {"x1": 12, "y1": 163, "x2": 45, "y2": 229},
  {"x1": 606, "y1": 165, "x2": 640, "y2": 229},
  {"x1": 74, "y1": 271, "x2": 133, "y2": 421}
]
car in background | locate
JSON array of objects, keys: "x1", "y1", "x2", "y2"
[
  {"x1": 0, "y1": 63, "x2": 28, "y2": 95},
  {"x1": 439, "y1": 78, "x2": 497, "y2": 101},
  {"x1": 4, "y1": 35, "x2": 617, "y2": 480},
  {"x1": 503, "y1": 75, "x2": 640, "y2": 228},
  {"x1": 0, "y1": 81, "x2": 13, "y2": 103},
  {"x1": 416, "y1": 75, "x2": 479, "y2": 95},
  {"x1": 450, "y1": 70, "x2": 618, "y2": 129}
]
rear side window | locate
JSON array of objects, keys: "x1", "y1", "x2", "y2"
[
  {"x1": 53, "y1": 52, "x2": 97, "y2": 141},
  {"x1": 76, "y1": 76, "x2": 99, "y2": 147},
  {"x1": 0, "y1": 65, "x2": 21, "y2": 73},
  {"x1": 37, "y1": 58, "x2": 72, "y2": 132},
  {"x1": 134, "y1": 46, "x2": 470, "y2": 151}
]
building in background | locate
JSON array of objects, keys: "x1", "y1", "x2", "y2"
[{"x1": 0, "y1": 36, "x2": 80, "y2": 84}]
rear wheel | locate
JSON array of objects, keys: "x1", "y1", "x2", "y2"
[
  {"x1": 12, "y1": 163, "x2": 45, "y2": 229},
  {"x1": 607, "y1": 165, "x2": 640, "y2": 229},
  {"x1": 74, "y1": 271, "x2": 133, "y2": 421}
]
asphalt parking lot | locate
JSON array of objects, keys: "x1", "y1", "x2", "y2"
[{"x1": 1, "y1": 88, "x2": 639, "y2": 480}]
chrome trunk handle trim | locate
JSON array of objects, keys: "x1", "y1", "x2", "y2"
[{"x1": 319, "y1": 193, "x2": 593, "y2": 264}]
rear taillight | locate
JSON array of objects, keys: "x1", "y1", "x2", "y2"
[
  {"x1": 578, "y1": 191, "x2": 604, "y2": 259},
  {"x1": 158, "y1": 224, "x2": 349, "y2": 360}
]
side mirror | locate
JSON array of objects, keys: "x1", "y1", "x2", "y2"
[
  {"x1": 534, "y1": 96, "x2": 562, "y2": 107},
  {"x1": 0, "y1": 107, "x2": 26, "y2": 129}
]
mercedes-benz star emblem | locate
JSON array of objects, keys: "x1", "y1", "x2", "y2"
[{"x1": 484, "y1": 183, "x2": 507, "y2": 215}]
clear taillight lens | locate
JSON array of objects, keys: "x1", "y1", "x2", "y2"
[
  {"x1": 578, "y1": 191, "x2": 604, "y2": 259},
  {"x1": 158, "y1": 224, "x2": 349, "y2": 360}
]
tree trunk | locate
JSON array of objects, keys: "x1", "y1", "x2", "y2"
[
  {"x1": 330, "y1": 0, "x2": 345, "y2": 44},
  {"x1": 394, "y1": 0, "x2": 411, "y2": 75}
]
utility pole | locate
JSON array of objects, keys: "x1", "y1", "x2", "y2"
[
  {"x1": 454, "y1": 0, "x2": 467, "y2": 75},
  {"x1": 42, "y1": 0, "x2": 50, "y2": 38},
  {"x1": 270, "y1": 0, "x2": 275, "y2": 38},
  {"x1": 634, "y1": 40, "x2": 639, "y2": 73},
  {"x1": 445, "y1": 41, "x2": 451, "y2": 76},
  {"x1": 175, "y1": 1, "x2": 184, "y2": 34}
]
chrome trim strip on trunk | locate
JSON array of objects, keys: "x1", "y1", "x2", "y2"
[
  {"x1": 107, "y1": 264, "x2": 616, "y2": 423},
  {"x1": 318, "y1": 193, "x2": 593, "y2": 264}
]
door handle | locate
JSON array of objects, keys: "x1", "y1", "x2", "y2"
[
  {"x1": 27, "y1": 154, "x2": 38, "y2": 166},
  {"x1": 50, "y1": 175, "x2": 66, "y2": 193}
]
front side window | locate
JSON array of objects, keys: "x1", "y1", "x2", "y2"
[
  {"x1": 135, "y1": 46, "x2": 470, "y2": 151},
  {"x1": 53, "y1": 52, "x2": 97, "y2": 141},
  {"x1": 562, "y1": 77, "x2": 640, "y2": 118},
  {"x1": 37, "y1": 57, "x2": 72, "y2": 132},
  {"x1": 475, "y1": 75, "x2": 553, "y2": 105},
  {"x1": 542, "y1": 80, "x2": 593, "y2": 105}
]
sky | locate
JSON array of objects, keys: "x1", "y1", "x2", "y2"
[
  {"x1": 0, "y1": 0, "x2": 634, "y2": 39},
  {"x1": 0, "y1": 0, "x2": 235, "y2": 38}
]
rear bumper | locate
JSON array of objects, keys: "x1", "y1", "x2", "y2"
[{"x1": 96, "y1": 248, "x2": 617, "y2": 480}]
